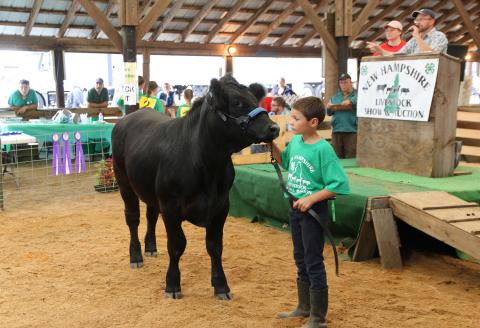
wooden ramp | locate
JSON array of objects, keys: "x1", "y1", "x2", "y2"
[
  {"x1": 390, "y1": 191, "x2": 480, "y2": 260},
  {"x1": 353, "y1": 191, "x2": 480, "y2": 268}
]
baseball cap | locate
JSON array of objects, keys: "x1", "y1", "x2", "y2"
[
  {"x1": 338, "y1": 73, "x2": 351, "y2": 81},
  {"x1": 96, "y1": 78, "x2": 104, "y2": 84},
  {"x1": 412, "y1": 8, "x2": 436, "y2": 19},
  {"x1": 384, "y1": 20, "x2": 403, "y2": 31}
]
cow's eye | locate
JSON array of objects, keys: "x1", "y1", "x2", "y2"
[{"x1": 232, "y1": 99, "x2": 241, "y2": 108}]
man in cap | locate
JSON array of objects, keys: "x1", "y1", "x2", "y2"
[
  {"x1": 326, "y1": 73, "x2": 358, "y2": 159},
  {"x1": 367, "y1": 20, "x2": 406, "y2": 55},
  {"x1": 367, "y1": 8, "x2": 448, "y2": 55},
  {"x1": 87, "y1": 78, "x2": 109, "y2": 108},
  {"x1": 8, "y1": 79, "x2": 38, "y2": 114}
]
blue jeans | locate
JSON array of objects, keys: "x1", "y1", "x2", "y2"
[{"x1": 289, "y1": 201, "x2": 328, "y2": 290}]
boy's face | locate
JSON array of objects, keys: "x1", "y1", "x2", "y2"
[{"x1": 289, "y1": 108, "x2": 318, "y2": 135}]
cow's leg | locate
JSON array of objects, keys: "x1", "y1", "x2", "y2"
[
  {"x1": 144, "y1": 205, "x2": 159, "y2": 257},
  {"x1": 162, "y1": 215, "x2": 186, "y2": 299},
  {"x1": 206, "y1": 216, "x2": 231, "y2": 300},
  {"x1": 119, "y1": 186, "x2": 143, "y2": 268}
]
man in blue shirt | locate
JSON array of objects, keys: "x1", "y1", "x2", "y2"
[{"x1": 326, "y1": 73, "x2": 358, "y2": 159}]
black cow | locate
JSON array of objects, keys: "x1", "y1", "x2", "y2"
[{"x1": 111, "y1": 75, "x2": 279, "y2": 300}]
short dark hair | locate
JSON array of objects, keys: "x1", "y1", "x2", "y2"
[
  {"x1": 248, "y1": 83, "x2": 266, "y2": 102},
  {"x1": 272, "y1": 96, "x2": 286, "y2": 108},
  {"x1": 138, "y1": 76, "x2": 145, "y2": 87},
  {"x1": 292, "y1": 96, "x2": 325, "y2": 124},
  {"x1": 19, "y1": 79, "x2": 30, "y2": 85}
]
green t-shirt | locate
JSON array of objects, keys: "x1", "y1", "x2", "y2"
[
  {"x1": 8, "y1": 89, "x2": 38, "y2": 108},
  {"x1": 176, "y1": 103, "x2": 191, "y2": 117},
  {"x1": 87, "y1": 87, "x2": 109, "y2": 104},
  {"x1": 139, "y1": 95, "x2": 164, "y2": 113},
  {"x1": 327, "y1": 89, "x2": 358, "y2": 133},
  {"x1": 281, "y1": 135, "x2": 350, "y2": 199}
]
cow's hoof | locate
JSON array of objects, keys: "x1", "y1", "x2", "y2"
[
  {"x1": 144, "y1": 251, "x2": 157, "y2": 257},
  {"x1": 130, "y1": 261, "x2": 144, "y2": 269},
  {"x1": 165, "y1": 291, "x2": 182, "y2": 299},
  {"x1": 215, "y1": 292, "x2": 232, "y2": 301}
]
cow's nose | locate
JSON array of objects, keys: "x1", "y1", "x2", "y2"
[{"x1": 269, "y1": 124, "x2": 280, "y2": 137}]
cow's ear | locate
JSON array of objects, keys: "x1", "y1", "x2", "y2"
[{"x1": 208, "y1": 78, "x2": 224, "y2": 109}]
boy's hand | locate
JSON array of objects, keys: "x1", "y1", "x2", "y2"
[{"x1": 293, "y1": 195, "x2": 315, "y2": 212}]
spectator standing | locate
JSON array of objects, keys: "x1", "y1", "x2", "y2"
[
  {"x1": 270, "y1": 97, "x2": 291, "y2": 116},
  {"x1": 272, "y1": 77, "x2": 296, "y2": 96},
  {"x1": 326, "y1": 73, "x2": 358, "y2": 159},
  {"x1": 368, "y1": 20, "x2": 406, "y2": 56},
  {"x1": 139, "y1": 81, "x2": 164, "y2": 113},
  {"x1": 176, "y1": 89, "x2": 193, "y2": 117}
]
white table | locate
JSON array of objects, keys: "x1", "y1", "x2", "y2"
[{"x1": 1, "y1": 133, "x2": 38, "y2": 200}]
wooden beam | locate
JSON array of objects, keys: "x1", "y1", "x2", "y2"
[
  {"x1": 136, "y1": 0, "x2": 171, "y2": 41},
  {"x1": 274, "y1": 1, "x2": 327, "y2": 47},
  {"x1": 351, "y1": 0, "x2": 380, "y2": 36},
  {"x1": 452, "y1": 0, "x2": 480, "y2": 50},
  {"x1": 296, "y1": 28, "x2": 317, "y2": 47},
  {"x1": 149, "y1": 0, "x2": 186, "y2": 41},
  {"x1": 254, "y1": 1, "x2": 298, "y2": 45},
  {"x1": 58, "y1": 0, "x2": 80, "y2": 38},
  {"x1": 89, "y1": 0, "x2": 115, "y2": 39},
  {"x1": 78, "y1": 0, "x2": 121, "y2": 50},
  {"x1": 24, "y1": 0, "x2": 44, "y2": 36},
  {"x1": 356, "y1": 0, "x2": 404, "y2": 38},
  {"x1": 205, "y1": 0, "x2": 246, "y2": 44},
  {"x1": 179, "y1": 0, "x2": 220, "y2": 42},
  {"x1": 229, "y1": 0, "x2": 275, "y2": 44},
  {"x1": 0, "y1": 34, "x2": 323, "y2": 57},
  {"x1": 297, "y1": 0, "x2": 336, "y2": 57}
]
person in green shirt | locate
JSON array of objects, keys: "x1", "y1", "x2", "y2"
[
  {"x1": 8, "y1": 79, "x2": 38, "y2": 114},
  {"x1": 117, "y1": 76, "x2": 146, "y2": 114},
  {"x1": 271, "y1": 97, "x2": 350, "y2": 328},
  {"x1": 139, "y1": 81, "x2": 164, "y2": 113},
  {"x1": 326, "y1": 73, "x2": 358, "y2": 159},
  {"x1": 176, "y1": 88, "x2": 193, "y2": 117},
  {"x1": 87, "y1": 78, "x2": 109, "y2": 108}
]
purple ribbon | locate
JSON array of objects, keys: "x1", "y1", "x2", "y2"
[
  {"x1": 51, "y1": 133, "x2": 63, "y2": 176},
  {"x1": 74, "y1": 132, "x2": 86, "y2": 174},
  {"x1": 62, "y1": 132, "x2": 72, "y2": 175}
]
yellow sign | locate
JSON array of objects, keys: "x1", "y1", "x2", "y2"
[{"x1": 124, "y1": 62, "x2": 136, "y2": 85}]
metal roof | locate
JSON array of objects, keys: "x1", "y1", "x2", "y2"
[{"x1": 0, "y1": 0, "x2": 477, "y2": 57}]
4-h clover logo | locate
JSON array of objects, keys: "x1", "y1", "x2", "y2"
[
  {"x1": 360, "y1": 65, "x2": 368, "y2": 76},
  {"x1": 425, "y1": 63, "x2": 435, "y2": 74}
]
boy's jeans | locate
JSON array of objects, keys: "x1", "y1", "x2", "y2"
[{"x1": 289, "y1": 201, "x2": 328, "y2": 290}]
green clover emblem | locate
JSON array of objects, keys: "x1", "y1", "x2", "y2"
[
  {"x1": 360, "y1": 65, "x2": 368, "y2": 76},
  {"x1": 425, "y1": 63, "x2": 435, "y2": 74}
]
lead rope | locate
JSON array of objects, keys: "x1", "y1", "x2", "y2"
[{"x1": 269, "y1": 146, "x2": 340, "y2": 276}]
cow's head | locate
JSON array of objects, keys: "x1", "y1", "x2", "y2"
[{"x1": 206, "y1": 75, "x2": 279, "y2": 149}]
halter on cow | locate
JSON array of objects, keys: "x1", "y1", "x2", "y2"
[{"x1": 112, "y1": 75, "x2": 279, "y2": 300}]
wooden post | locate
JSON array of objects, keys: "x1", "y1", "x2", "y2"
[
  {"x1": 225, "y1": 55, "x2": 233, "y2": 75},
  {"x1": 52, "y1": 48, "x2": 65, "y2": 108},
  {"x1": 143, "y1": 49, "x2": 150, "y2": 94},
  {"x1": 337, "y1": 36, "x2": 349, "y2": 74},
  {"x1": 120, "y1": 0, "x2": 138, "y2": 115},
  {"x1": 324, "y1": 13, "x2": 338, "y2": 102}
]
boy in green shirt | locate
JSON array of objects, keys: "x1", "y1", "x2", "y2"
[
  {"x1": 272, "y1": 97, "x2": 350, "y2": 328},
  {"x1": 8, "y1": 79, "x2": 38, "y2": 114}
]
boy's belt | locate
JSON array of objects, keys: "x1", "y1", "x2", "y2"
[{"x1": 270, "y1": 152, "x2": 340, "y2": 277}]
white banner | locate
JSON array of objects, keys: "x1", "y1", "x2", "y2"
[
  {"x1": 357, "y1": 58, "x2": 439, "y2": 122},
  {"x1": 123, "y1": 62, "x2": 137, "y2": 105}
]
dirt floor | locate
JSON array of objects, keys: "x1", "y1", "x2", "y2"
[{"x1": 1, "y1": 193, "x2": 480, "y2": 328}]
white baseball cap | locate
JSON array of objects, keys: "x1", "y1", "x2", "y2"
[{"x1": 384, "y1": 20, "x2": 403, "y2": 31}]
